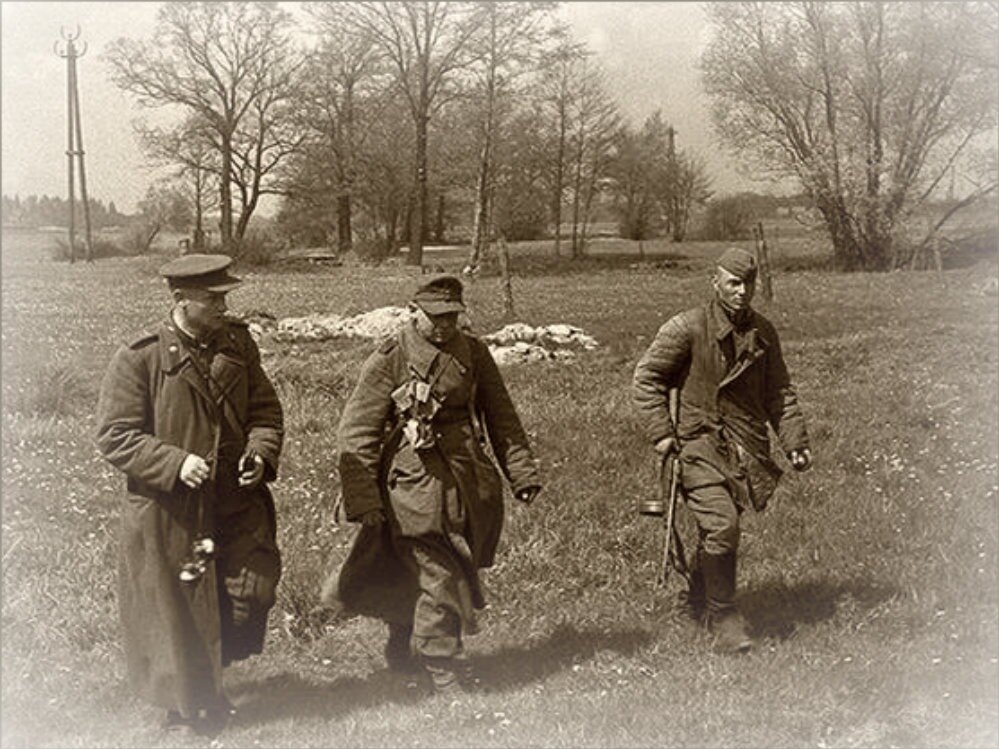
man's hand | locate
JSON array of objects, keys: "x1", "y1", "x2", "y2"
[
  {"x1": 789, "y1": 448, "x2": 812, "y2": 472},
  {"x1": 654, "y1": 436, "x2": 677, "y2": 455},
  {"x1": 179, "y1": 453, "x2": 211, "y2": 489},
  {"x1": 515, "y1": 485, "x2": 542, "y2": 505},
  {"x1": 359, "y1": 509, "x2": 386, "y2": 526},
  {"x1": 238, "y1": 452, "x2": 265, "y2": 488}
]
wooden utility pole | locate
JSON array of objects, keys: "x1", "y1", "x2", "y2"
[{"x1": 55, "y1": 26, "x2": 92, "y2": 262}]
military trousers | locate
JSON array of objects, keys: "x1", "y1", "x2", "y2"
[
  {"x1": 395, "y1": 536, "x2": 477, "y2": 660},
  {"x1": 684, "y1": 482, "x2": 742, "y2": 557}
]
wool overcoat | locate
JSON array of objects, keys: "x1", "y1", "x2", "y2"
[
  {"x1": 95, "y1": 318, "x2": 283, "y2": 717},
  {"x1": 633, "y1": 300, "x2": 809, "y2": 511},
  {"x1": 329, "y1": 322, "x2": 540, "y2": 626}
]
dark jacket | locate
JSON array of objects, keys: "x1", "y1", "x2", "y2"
[
  {"x1": 633, "y1": 300, "x2": 808, "y2": 510},
  {"x1": 95, "y1": 318, "x2": 283, "y2": 716}
]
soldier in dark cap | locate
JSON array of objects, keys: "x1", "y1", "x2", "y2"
[
  {"x1": 95, "y1": 254, "x2": 284, "y2": 734},
  {"x1": 324, "y1": 275, "x2": 542, "y2": 693},
  {"x1": 633, "y1": 247, "x2": 812, "y2": 653}
]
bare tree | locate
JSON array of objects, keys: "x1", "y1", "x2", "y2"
[
  {"x1": 137, "y1": 115, "x2": 218, "y2": 250},
  {"x1": 464, "y1": 1, "x2": 556, "y2": 272},
  {"x1": 702, "y1": 1, "x2": 998, "y2": 270},
  {"x1": 105, "y1": 2, "x2": 302, "y2": 253},
  {"x1": 661, "y1": 150, "x2": 713, "y2": 242},
  {"x1": 334, "y1": 1, "x2": 486, "y2": 266},
  {"x1": 567, "y1": 61, "x2": 619, "y2": 257},
  {"x1": 536, "y1": 33, "x2": 587, "y2": 256},
  {"x1": 302, "y1": 6, "x2": 386, "y2": 252}
]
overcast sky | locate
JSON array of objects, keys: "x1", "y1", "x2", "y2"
[{"x1": 2, "y1": 1, "x2": 761, "y2": 214}]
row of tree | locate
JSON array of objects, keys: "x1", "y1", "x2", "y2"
[
  {"x1": 103, "y1": 2, "x2": 997, "y2": 271},
  {"x1": 104, "y1": 1, "x2": 710, "y2": 267},
  {"x1": 1, "y1": 194, "x2": 127, "y2": 230}
]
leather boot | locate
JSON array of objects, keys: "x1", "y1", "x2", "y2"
[
  {"x1": 702, "y1": 552, "x2": 752, "y2": 653},
  {"x1": 421, "y1": 655, "x2": 463, "y2": 694},
  {"x1": 384, "y1": 622, "x2": 418, "y2": 673},
  {"x1": 677, "y1": 548, "x2": 705, "y2": 623}
]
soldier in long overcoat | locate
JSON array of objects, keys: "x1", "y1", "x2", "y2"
[
  {"x1": 95, "y1": 255, "x2": 283, "y2": 734},
  {"x1": 327, "y1": 276, "x2": 542, "y2": 692},
  {"x1": 633, "y1": 247, "x2": 812, "y2": 652}
]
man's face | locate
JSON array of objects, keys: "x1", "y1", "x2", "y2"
[
  {"x1": 712, "y1": 267, "x2": 755, "y2": 311},
  {"x1": 177, "y1": 288, "x2": 228, "y2": 335},
  {"x1": 412, "y1": 305, "x2": 460, "y2": 345}
]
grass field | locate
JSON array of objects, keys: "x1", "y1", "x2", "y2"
[{"x1": 2, "y1": 226, "x2": 997, "y2": 748}]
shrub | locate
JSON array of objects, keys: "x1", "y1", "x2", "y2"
[
  {"x1": 49, "y1": 237, "x2": 135, "y2": 262},
  {"x1": 352, "y1": 234, "x2": 399, "y2": 264},
  {"x1": 233, "y1": 229, "x2": 281, "y2": 267},
  {"x1": 699, "y1": 195, "x2": 756, "y2": 240}
]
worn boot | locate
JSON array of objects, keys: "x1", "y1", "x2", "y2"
[
  {"x1": 421, "y1": 655, "x2": 462, "y2": 694},
  {"x1": 702, "y1": 552, "x2": 752, "y2": 653},
  {"x1": 677, "y1": 549, "x2": 706, "y2": 624},
  {"x1": 384, "y1": 622, "x2": 418, "y2": 673}
]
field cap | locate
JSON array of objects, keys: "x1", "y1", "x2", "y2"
[
  {"x1": 716, "y1": 247, "x2": 757, "y2": 281},
  {"x1": 412, "y1": 275, "x2": 465, "y2": 314},
  {"x1": 413, "y1": 276, "x2": 465, "y2": 315},
  {"x1": 159, "y1": 254, "x2": 242, "y2": 292}
]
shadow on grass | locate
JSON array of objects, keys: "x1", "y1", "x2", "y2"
[
  {"x1": 227, "y1": 667, "x2": 425, "y2": 729},
  {"x1": 472, "y1": 623, "x2": 652, "y2": 695},
  {"x1": 226, "y1": 624, "x2": 650, "y2": 727},
  {"x1": 741, "y1": 576, "x2": 899, "y2": 640}
]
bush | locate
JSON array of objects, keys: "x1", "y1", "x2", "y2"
[
  {"x1": 351, "y1": 234, "x2": 400, "y2": 264},
  {"x1": 233, "y1": 229, "x2": 281, "y2": 267},
  {"x1": 49, "y1": 236, "x2": 135, "y2": 262},
  {"x1": 699, "y1": 195, "x2": 756, "y2": 241}
]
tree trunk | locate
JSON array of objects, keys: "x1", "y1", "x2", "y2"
[
  {"x1": 552, "y1": 105, "x2": 567, "y2": 258},
  {"x1": 409, "y1": 111, "x2": 428, "y2": 266},
  {"x1": 219, "y1": 134, "x2": 234, "y2": 253},
  {"x1": 434, "y1": 192, "x2": 446, "y2": 244},
  {"x1": 337, "y1": 193, "x2": 353, "y2": 252}
]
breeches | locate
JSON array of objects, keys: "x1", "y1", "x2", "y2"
[{"x1": 684, "y1": 482, "x2": 741, "y2": 556}]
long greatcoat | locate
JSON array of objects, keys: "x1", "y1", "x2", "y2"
[
  {"x1": 95, "y1": 318, "x2": 283, "y2": 718},
  {"x1": 633, "y1": 300, "x2": 809, "y2": 511},
  {"x1": 329, "y1": 322, "x2": 540, "y2": 629}
]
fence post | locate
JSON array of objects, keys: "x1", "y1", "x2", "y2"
[
  {"x1": 497, "y1": 234, "x2": 515, "y2": 319},
  {"x1": 754, "y1": 221, "x2": 774, "y2": 302}
]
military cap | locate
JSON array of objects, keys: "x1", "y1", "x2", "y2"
[
  {"x1": 716, "y1": 247, "x2": 758, "y2": 281},
  {"x1": 412, "y1": 275, "x2": 465, "y2": 314},
  {"x1": 159, "y1": 254, "x2": 242, "y2": 292}
]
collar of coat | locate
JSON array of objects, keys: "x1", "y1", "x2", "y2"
[
  {"x1": 710, "y1": 299, "x2": 772, "y2": 347},
  {"x1": 398, "y1": 321, "x2": 472, "y2": 381}
]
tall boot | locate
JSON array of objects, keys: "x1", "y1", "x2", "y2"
[
  {"x1": 677, "y1": 547, "x2": 705, "y2": 623},
  {"x1": 384, "y1": 621, "x2": 418, "y2": 673},
  {"x1": 702, "y1": 552, "x2": 751, "y2": 653}
]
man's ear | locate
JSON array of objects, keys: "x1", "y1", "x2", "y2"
[{"x1": 171, "y1": 288, "x2": 186, "y2": 304}]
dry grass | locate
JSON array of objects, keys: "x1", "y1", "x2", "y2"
[{"x1": 2, "y1": 227, "x2": 997, "y2": 748}]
